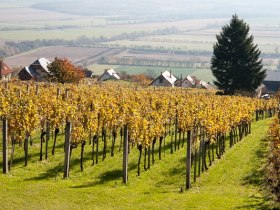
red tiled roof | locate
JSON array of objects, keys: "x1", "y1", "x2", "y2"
[{"x1": 1, "y1": 63, "x2": 13, "y2": 76}]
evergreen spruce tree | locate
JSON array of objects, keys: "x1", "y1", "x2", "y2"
[{"x1": 211, "y1": 14, "x2": 266, "y2": 95}]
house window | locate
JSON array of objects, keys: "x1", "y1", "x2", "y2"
[{"x1": 159, "y1": 76, "x2": 164, "y2": 84}]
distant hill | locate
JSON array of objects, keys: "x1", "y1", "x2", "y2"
[{"x1": 30, "y1": 0, "x2": 280, "y2": 19}]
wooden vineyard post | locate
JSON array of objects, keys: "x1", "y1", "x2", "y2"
[
  {"x1": 2, "y1": 118, "x2": 8, "y2": 174},
  {"x1": 174, "y1": 111, "x2": 178, "y2": 151},
  {"x1": 35, "y1": 84, "x2": 39, "y2": 95},
  {"x1": 45, "y1": 122, "x2": 50, "y2": 160},
  {"x1": 57, "y1": 88, "x2": 60, "y2": 99},
  {"x1": 24, "y1": 132, "x2": 29, "y2": 167},
  {"x1": 64, "y1": 122, "x2": 72, "y2": 179},
  {"x1": 123, "y1": 124, "x2": 128, "y2": 184},
  {"x1": 186, "y1": 130, "x2": 191, "y2": 190}
]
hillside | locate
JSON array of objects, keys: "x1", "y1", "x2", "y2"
[
  {"x1": 0, "y1": 118, "x2": 274, "y2": 209},
  {"x1": 30, "y1": 0, "x2": 280, "y2": 19}
]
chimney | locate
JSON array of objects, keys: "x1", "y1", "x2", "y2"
[{"x1": 170, "y1": 70, "x2": 172, "y2": 78}]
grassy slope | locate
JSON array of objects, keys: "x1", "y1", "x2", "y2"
[{"x1": 0, "y1": 118, "x2": 273, "y2": 209}]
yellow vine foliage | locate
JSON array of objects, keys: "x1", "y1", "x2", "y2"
[{"x1": 0, "y1": 82, "x2": 277, "y2": 146}]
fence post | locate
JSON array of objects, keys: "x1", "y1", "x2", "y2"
[
  {"x1": 186, "y1": 130, "x2": 192, "y2": 189},
  {"x1": 45, "y1": 122, "x2": 50, "y2": 160},
  {"x1": 64, "y1": 122, "x2": 71, "y2": 179},
  {"x1": 123, "y1": 124, "x2": 128, "y2": 184},
  {"x1": 2, "y1": 118, "x2": 8, "y2": 174}
]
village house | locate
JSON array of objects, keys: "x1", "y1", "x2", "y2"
[
  {"x1": 177, "y1": 75, "x2": 216, "y2": 90},
  {"x1": 83, "y1": 68, "x2": 94, "y2": 78},
  {"x1": 0, "y1": 61, "x2": 13, "y2": 81},
  {"x1": 99, "y1": 69, "x2": 120, "y2": 81},
  {"x1": 17, "y1": 58, "x2": 52, "y2": 81},
  {"x1": 233, "y1": 70, "x2": 280, "y2": 97},
  {"x1": 199, "y1": 80, "x2": 216, "y2": 91},
  {"x1": 263, "y1": 70, "x2": 280, "y2": 92},
  {"x1": 177, "y1": 75, "x2": 196, "y2": 88},
  {"x1": 235, "y1": 84, "x2": 266, "y2": 98},
  {"x1": 150, "y1": 70, "x2": 177, "y2": 87}
]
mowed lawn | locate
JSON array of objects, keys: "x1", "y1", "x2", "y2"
[{"x1": 0, "y1": 118, "x2": 274, "y2": 209}]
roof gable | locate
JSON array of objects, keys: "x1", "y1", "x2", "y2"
[
  {"x1": 181, "y1": 75, "x2": 195, "y2": 85},
  {"x1": 161, "y1": 70, "x2": 177, "y2": 84},
  {"x1": 31, "y1": 58, "x2": 51, "y2": 73},
  {"x1": 199, "y1": 80, "x2": 216, "y2": 90},
  {"x1": 22, "y1": 66, "x2": 37, "y2": 77},
  {"x1": 0, "y1": 63, "x2": 13, "y2": 76},
  {"x1": 101, "y1": 69, "x2": 120, "y2": 80}
]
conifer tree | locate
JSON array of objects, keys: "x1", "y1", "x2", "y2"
[{"x1": 211, "y1": 14, "x2": 266, "y2": 95}]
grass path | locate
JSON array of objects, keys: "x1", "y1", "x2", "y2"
[
  {"x1": 185, "y1": 118, "x2": 273, "y2": 209},
  {"x1": 0, "y1": 118, "x2": 273, "y2": 209}
]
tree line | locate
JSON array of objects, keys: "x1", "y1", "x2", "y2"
[
  {"x1": 3, "y1": 27, "x2": 178, "y2": 56},
  {"x1": 99, "y1": 56, "x2": 210, "y2": 69}
]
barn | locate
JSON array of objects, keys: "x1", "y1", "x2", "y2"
[{"x1": 18, "y1": 58, "x2": 52, "y2": 81}]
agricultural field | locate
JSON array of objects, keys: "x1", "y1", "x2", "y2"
[
  {"x1": 1, "y1": 1, "x2": 280, "y2": 80},
  {"x1": 4, "y1": 45, "x2": 214, "y2": 82},
  {"x1": 4, "y1": 46, "x2": 121, "y2": 68}
]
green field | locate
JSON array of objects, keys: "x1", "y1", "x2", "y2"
[
  {"x1": 0, "y1": 27, "x2": 153, "y2": 41},
  {"x1": 0, "y1": 118, "x2": 275, "y2": 209},
  {"x1": 1, "y1": 5, "x2": 279, "y2": 54},
  {"x1": 87, "y1": 64, "x2": 214, "y2": 82}
]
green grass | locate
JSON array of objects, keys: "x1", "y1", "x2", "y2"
[
  {"x1": 0, "y1": 118, "x2": 275, "y2": 209},
  {"x1": 88, "y1": 64, "x2": 209, "y2": 80},
  {"x1": 100, "y1": 65, "x2": 213, "y2": 83},
  {"x1": 114, "y1": 65, "x2": 197, "y2": 78},
  {"x1": 0, "y1": 27, "x2": 153, "y2": 41},
  {"x1": 191, "y1": 68, "x2": 215, "y2": 82},
  {"x1": 87, "y1": 64, "x2": 118, "y2": 74}
]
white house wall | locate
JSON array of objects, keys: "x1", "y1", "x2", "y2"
[
  {"x1": 151, "y1": 78, "x2": 173, "y2": 87},
  {"x1": 181, "y1": 80, "x2": 193, "y2": 88},
  {"x1": 100, "y1": 72, "x2": 119, "y2": 81},
  {"x1": 100, "y1": 72, "x2": 111, "y2": 81}
]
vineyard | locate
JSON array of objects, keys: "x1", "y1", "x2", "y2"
[
  {"x1": 0, "y1": 81, "x2": 278, "y2": 192},
  {"x1": 267, "y1": 115, "x2": 280, "y2": 203}
]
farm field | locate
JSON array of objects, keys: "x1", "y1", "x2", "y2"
[
  {"x1": 1, "y1": 2, "x2": 280, "y2": 79},
  {"x1": 4, "y1": 45, "x2": 214, "y2": 82},
  {"x1": 0, "y1": 118, "x2": 274, "y2": 209},
  {"x1": 3, "y1": 17, "x2": 276, "y2": 52},
  {"x1": 1, "y1": 9, "x2": 280, "y2": 54},
  {"x1": 0, "y1": 27, "x2": 155, "y2": 41},
  {"x1": 4, "y1": 46, "x2": 121, "y2": 68}
]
